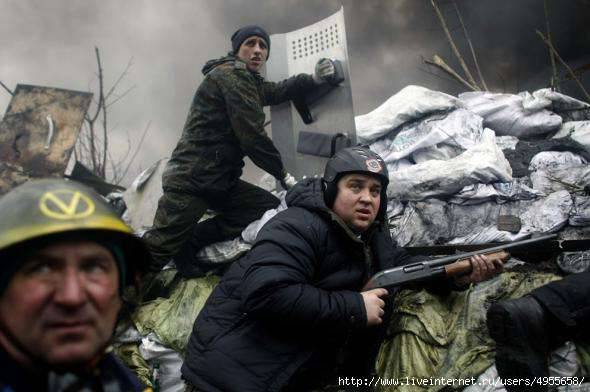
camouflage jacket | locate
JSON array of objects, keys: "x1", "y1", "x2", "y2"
[{"x1": 163, "y1": 54, "x2": 317, "y2": 195}]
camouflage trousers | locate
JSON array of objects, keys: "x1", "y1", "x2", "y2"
[{"x1": 144, "y1": 179, "x2": 279, "y2": 277}]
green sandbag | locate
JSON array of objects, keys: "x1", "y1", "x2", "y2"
[
  {"x1": 376, "y1": 271, "x2": 562, "y2": 392},
  {"x1": 114, "y1": 343, "x2": 153, "y2": 388},
  {"x1": 132, "y1": 271, "x2": 219, "y2": 353}
]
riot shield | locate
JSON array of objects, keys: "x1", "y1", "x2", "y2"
[{"x1": 266, "y1": 7, "x2": 356, "y2": 179}]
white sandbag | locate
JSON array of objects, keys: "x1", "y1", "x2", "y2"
[
  {"x1": 466, "y1": 342, "x2": 580, "y2": 392},
  {"x1": 369, "y1": 108, "x2": 483, "y2": 164},
  {"x1": 459, "y1": 91, "x2": 562, "y2": 137},
  {"x1": 386, "y1": 199, "x2": 406, "y2": 220},
  {"x1": 391, "y1": 191, "x2": 571, "y2": 247},
  {"x1": 387, "y1": 129, "x2": 512, "y2": 200},
  {"x1": 570, "y1": 195, "x2": 590, "y2": 226},
  {"x1": 389, "y1": 199, "x2": 506, "y2": 247},
  {"x1": 411, "y1": 143, "x2": 463, "y2": 163},
  {"x1": 257, "y1": 172, "x2": 278, "y2": 192},
  {"x1": 529, "y1": 151, "x2": 589, "y2": 195},
  {"x1": 518, "y1": 190, "x2": 573, "y2": 235},
  {"x1": 448, "y1": 179, "x2": 541, "y2": 205},
  {"x1": 495, "y1": 135, "x2": 519, "y2": 150},
  {"x1": 560, "y1": 226, "x2": 590, "y2": 241},
  {"x1": 449, "y1": 191, "x2": 572, "y2": 243},
  {"x1": 553, "y1": 121, "x2": 590, "y2": 149},
  {"x1": 530, "y1": 88, "x2": 590, "y2": 112},
  {"x1": 139, "y1": 333, "x2": 185, "y2": 392},
  {"x1": 241, "y1": 193, "x2": 287, "y2": 243},
  {"x1": 529, "y1": 151, "x2": 587, "y2": 172},
  {"x1": 123, "y1": 158, "x2": 168, "y2": 232},
  {"x1": 383, "y1": 158, "x2": 413, "y2": 176},
  {"x1": 448, "y1": 226, "x2": 524, "y2": 244},
  {"x1": 355, "y1": 85, "x2": 460, "y2": 143},
  {"x1": 558, "y1": 250, "x2": 590, "y2": 274},
  {"x1": 530, "y1": 164, "x2": 590, "y2": 196},
  {"x1": 194, "y1": 237, "x2": 251, "y2": 263}
]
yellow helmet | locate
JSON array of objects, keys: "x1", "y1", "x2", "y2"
[{"x1": 0, "y1": 178, "x2": 150, "y2": 286}]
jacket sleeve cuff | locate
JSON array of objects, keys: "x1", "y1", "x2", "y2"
[{"x1": 343, "y1": 291, "x2": 367, "y2": 330}]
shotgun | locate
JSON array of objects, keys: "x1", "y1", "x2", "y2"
[{"x1": 364, "y1": 234, "x2": 558, "y2": 290}]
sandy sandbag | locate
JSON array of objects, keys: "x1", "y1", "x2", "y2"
[{"x1": 356, "y1": 85, "x2": 460, "y2": 143}]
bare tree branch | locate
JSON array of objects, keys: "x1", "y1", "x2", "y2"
[
  {"x1": 425, "y1": 55, "x2": 479, "y2": 91},
  {"x1": 566, "y1": 62, "x2": 590, "y2": 80},
  {"x1": 94, "y1": 47, "x2": 108, "y2": 179},
  {"x1": 536, "y1": 30, "x2": 590, "y2": 102},
  {"x1": 453, "y1": 1, "x2": 488, "y2": 90},
  {"x1": 105, "y1": 58, "x2": 134, "y2": 101},
  {"x1": 431, "y1": 0, "x2": 480, "y2": 90},
  {"x1": 84, "y1": 115, "x2": 98, "y2": 172},
  {"x1": 544, "y1": 0, "x2": 559, "y2": 90},
  {"x1": 418, "y1": 67, "x2": 457, "y2": 85},
  {"x1": 118, "y1": 121, "x2": 151, "y2": 184},
  {"x1": 106, "y1": 85, "x2": 137, "y2": 108},
  {"x1": 0, "y1": 81, "x2": 14, "y2": 96},
  {"x1": 77, "y1": 47, "x2": 137, "y2": 183}
]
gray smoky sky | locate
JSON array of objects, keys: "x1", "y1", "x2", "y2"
[{"x1": 1, "y1": 0, "x2": 589, "y2": 185}]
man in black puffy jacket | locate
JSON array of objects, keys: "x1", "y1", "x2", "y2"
[
  {"x1": 487, "y1": 271, "x2": 590, "y2": 392},
  {"x1": 181, "y1": 146, "x2": 503, "y2": 392}
]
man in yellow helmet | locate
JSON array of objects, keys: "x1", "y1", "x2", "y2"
[{"x1": 0, "y1": 179, "x2": 150, "y2": 392}]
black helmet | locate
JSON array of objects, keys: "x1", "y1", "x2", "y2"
[
  {"x1": 0, "y1": 179, "x2": 150, "y2": 291},
  {"x1": 323, "y1": 146, "x2": 389, "y2": 220}
]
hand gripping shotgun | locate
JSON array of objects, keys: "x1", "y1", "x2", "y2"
[{"x1": 364, "y1": 234, "x2": 558, "y2": 290}]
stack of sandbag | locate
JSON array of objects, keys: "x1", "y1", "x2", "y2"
[
  {"x1": 356, "y1": 86, "x2": 590, "y2": 259},
  {"x1": 357, "y1": 85, "x2": 590, "y2": 391}
]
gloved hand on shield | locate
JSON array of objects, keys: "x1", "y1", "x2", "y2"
[{"x1": 313, "y1": 58, "x2": 338, "y2": 85}]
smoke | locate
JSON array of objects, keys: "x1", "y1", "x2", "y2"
[{"x1": 1, "y1": 0, "x2": 589, "y2": 184}]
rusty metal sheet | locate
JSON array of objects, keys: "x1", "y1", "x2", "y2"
[{"x1": 0, "y1": 84, "x2": 92, "y2": 194}]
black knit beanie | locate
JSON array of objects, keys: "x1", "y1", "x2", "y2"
[{"x1": 231, "y1": 25, "x2": 270, "y2": 56}]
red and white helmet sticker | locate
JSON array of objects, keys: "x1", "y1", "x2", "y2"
[{"x1": 365, "y1": 159, "x2": 382, "y2": 173}]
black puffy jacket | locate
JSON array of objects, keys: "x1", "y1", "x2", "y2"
[{"x1": 181, "y1": 178, "x2": 418, "y2": 392}]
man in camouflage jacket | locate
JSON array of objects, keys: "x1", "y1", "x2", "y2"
[{"x1": 145, "y1": 25, "x2": 336, "y2": 277}]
